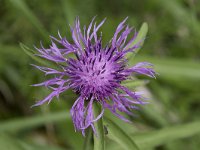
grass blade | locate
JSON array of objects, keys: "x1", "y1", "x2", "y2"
[
  {"x1": 132, "y1": 55, "x2": 200, "y2": 80},
  {"x1": 107, "y1": 120, "x2": 200, "y2": 150},
  {"x1": 60, "y1": 0, "x2": 75, "y2": 24},
  {"x1": 0, "y1": 134, "x2": 65, "y2": 150},
  {"x1": 0, "y1": 111, "x2": 70, "y2": 133},
  {"x1": 9, "y1": 0, "x2": 49, "y2": 40},
  {"x1": 134, "y1": 120, "x2": 200, "y2": 149}
]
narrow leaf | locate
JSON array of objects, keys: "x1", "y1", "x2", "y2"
[
  {"x1": 20, "y1": 43, "x2": 57, "y2": 68},
  {"x1": 133, "y1": 120, "x2": 200, "y2": 149},
  {"x1": 0, "y1": 111, "x2": 70, "y2": 133},
  {"x1": 0, "y1": 134, "x2": 24, "y2": 150},
  {"x1": 104, "y1": 118, "x2": 140, "y2": 150},
  {"x1": 93, "y1": 103, "x2": 105, "y2": 150},
  {"x1": 107, "y1": 120, "x2": 200, "y2": 150},
  {"x1": 127, "y1": 22, "x2": 148, "y2": 59},
  {"x1": 83, "y1": 129, "x2": 92, "y2": 150},
  {"x1": 9, "y1": 0, "x2": 49, "y2": 40},
  {"x1": 61, "y1": 0, "x2": 75, "y2": 24},
  {"x1": 0, "y1": 134, "x2": 65, "y2": 150},
  {"x1": 122, "y1": 80, "x2": 148, "y2": 88},
  {"x1": 131, "y1": 55, "x2": 200, "y2": 80}
]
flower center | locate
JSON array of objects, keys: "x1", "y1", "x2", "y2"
[
  {"x1": 80, "y1": 52, "x2": 115, "y2": 96},
  {"x1": 82, "y1": 60, "x2": 111, "y2": 87},
  {"x1": 67, "y1": 50, "x2": 118, "y2": 99}
]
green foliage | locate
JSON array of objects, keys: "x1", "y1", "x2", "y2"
[
  {"x1": 0, "y1": 134, "x2": 65, "y2": 150},
  {"x1": 0, "y1": 111, "x2": 70, "y2": 133},
  {"x1": 104, "y1": 118, "x2": 140, "y2": 150},
  {"x1": 93, "y1": 103, "x2": 105, "y2": 150},
  {"x1": 132, "y1": 55, "x2": 200, "y2": 80},
  {"x1": 20, "y1": 43, "x2": 57, "y2": 68},
  {"x1": 9, "y1": 0, "x2": 49, "y2": 40},
  {"x1": 1, "y1": 110, "x2": 200, "y2": 150},
  {"x1": 107, "y1": 120, "x2": 200, "y2": 150},
  {"x1": 1, "y1": 0, "x2": 200, "y2": 149},
  {"x1": 127, "y1": 22, "x2": 148, "y2": 60},
  {"x1": 134, "y1": 120, "x2": 200, "y2": 149}
]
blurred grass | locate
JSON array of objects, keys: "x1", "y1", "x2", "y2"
[
  {"x1": 1, "y1": 111, "x2": 200, "y2": 150},
  {"x1": 0, "y1": 111, "x2": 70, "y2": 133},
  {"x1": 107, "y1": 120, "x2": 200, "y2": 150},
  {"x1": 0, "y1": 0, "x2": 200, "y2": 149},
  {"x1": 9, "y1": 0, "x2": 49, "y2": 41}
]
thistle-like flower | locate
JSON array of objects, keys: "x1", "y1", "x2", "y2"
[{"x1": 32, "y1": 17, "x2": 156, "y2": 135}]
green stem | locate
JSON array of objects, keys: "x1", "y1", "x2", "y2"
[
  {"x1": 93, "y1": 102, "x2": 105, "y2": 150},
  {"x1": 83, "y1": 128, "x2": 92, "y2": 150}
]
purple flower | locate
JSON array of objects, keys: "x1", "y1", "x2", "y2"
[{"x1": 32, "y1": 17, "x2": 156, "y2": 135}]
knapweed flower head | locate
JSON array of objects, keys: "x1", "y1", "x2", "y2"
[{"x1": 32, "y1": 17, "x2": 156, "y2": 135}]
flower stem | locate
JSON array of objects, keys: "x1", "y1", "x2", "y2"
[
  {"x1": 93, "y1": 102, "x2": 105, "y2": 150},
  {"x1": 83, "y1": 128, "x2": 92, "y2": 150}
]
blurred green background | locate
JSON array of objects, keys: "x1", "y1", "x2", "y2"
[{"x1": 0, "y1": 0, "x2": 200, "y2": 150}]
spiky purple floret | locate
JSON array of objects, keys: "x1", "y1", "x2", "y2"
[{"x1": 32, "y1": 17, "x2": 156, "y2": 135}]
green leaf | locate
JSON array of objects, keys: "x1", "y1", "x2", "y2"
[
  {"x1": 0, "y1": 111, "x2": 70, "y2": 133},
  {"x1": 0, "y1": 134, "x2": 24, "y2": 150},
  {"x1": 0, "y1": 134, "x2": 65, "y2": 150},
  {"x1": 93, "y1": 103, "x2": 105, "y2": 150},
  {"x1": 104, "y1": 118, "x2": 140, "y2": 150},
  {"x1": 127, "y1": 22, "x2": 148, "y2": 60},
  {"x1": 134, "y1": 120, "x2": 200, "y2": 149},
  {"x1": 154, "y1": 0, "x2": 200, "y2": 39},
  {"x1": 122, "y1": 80, "x2": 148, "y2": 88},
  {"x1": 56, "y1": 119, "x2": 84, "y2": 150},
  {"x1": 9, "y1": 0, "x2": 49, "y2": 40},
  {"x1": 20, "y1": 43, "x2": 57, "y2": 68},
  {"x1": 83, "y1": 129, "x2": 92, "y2": 150},
  {"x1": 107, "y1": 120, "x2": 200, "y2": 150},
  {"x1": 60, "y1": 0, "x2": 76, "y2": 24},
  {"x1": 131, "y1": 55, "x2": 200, "y2": 80},
  {"x1": 104, "y1": 109, "x2": 138, "y2": 135}
]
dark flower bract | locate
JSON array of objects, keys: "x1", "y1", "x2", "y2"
[{"x1": 32, "y1": 17, "x2": 156, "y2": 135}]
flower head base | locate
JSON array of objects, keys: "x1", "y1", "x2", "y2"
[{"x1": 33, "y1": 17, "x2": 156, "y2": 135}]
